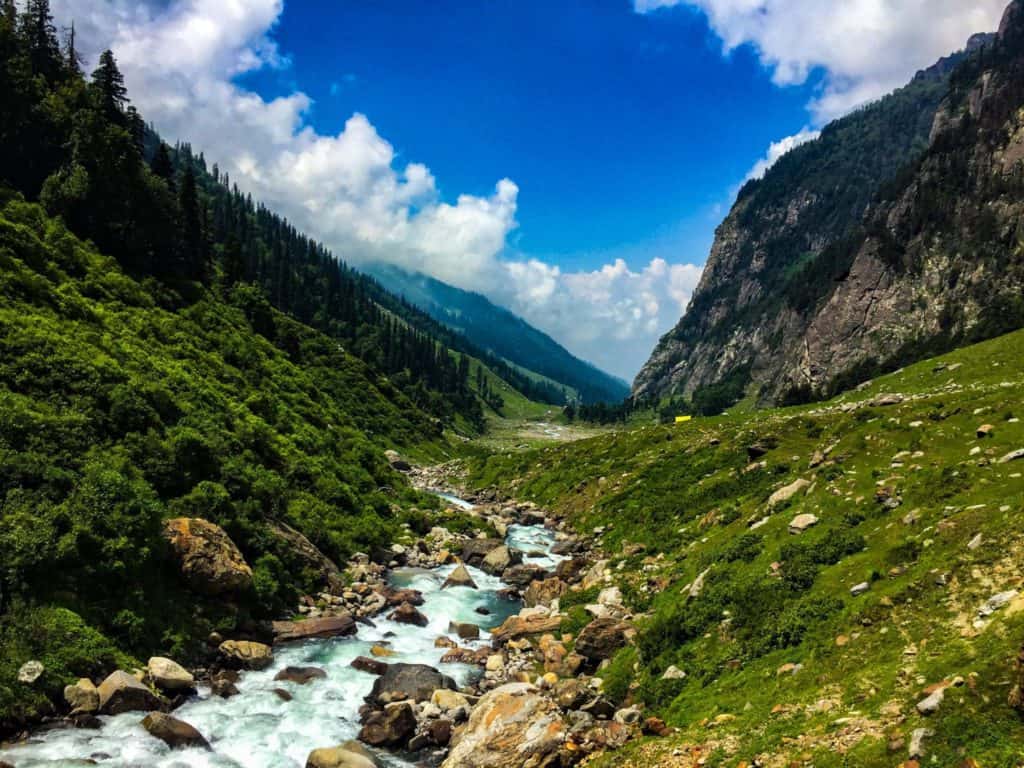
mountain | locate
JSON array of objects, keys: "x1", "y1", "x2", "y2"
[
  {"x1": 367, "y1": 263, "x2": 630, "y2": 404},
  {"x1": 634, "y1": 17, "x2": 1021, "y2": 408}
]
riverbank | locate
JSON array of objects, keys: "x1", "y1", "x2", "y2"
[{"x1": 0, "y1": 477, "x2": 653, "y2": 768}]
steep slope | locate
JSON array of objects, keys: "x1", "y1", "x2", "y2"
[
  {"x1": 0, "y1": 195, "x2": 458, "y2": 724},
  {"x1": 634, "y1": 23, "x2": 1016, "y2": 407},
  {"x1": 471, "y1": 327, "x2": 1024, "y2": 767},
  {"x1": 367, "y1": 263, "x2": 630, "y2": 404}
]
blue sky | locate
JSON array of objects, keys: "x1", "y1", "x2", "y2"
[
  {"x1": 57, "y1": 0, "x2": 1007, "y2": 380},
  {"x1": 240, "y1": 0, "x2": 815, "y2": 270}
]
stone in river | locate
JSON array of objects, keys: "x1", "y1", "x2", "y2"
[
  {"x1": 387, "y1": 601, "x2": 429, "y2": 627},
  {"x1": 442, "y1": 563, "x2": 478, "y2": 590},
  {"x1": 274, "y1": 666, "x2": 327, "y2": 685},
  {"x1": 141, "y1": 712, "x2": 210, "y2": 750}
]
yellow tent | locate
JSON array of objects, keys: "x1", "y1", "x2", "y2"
[{"x1": 674, "y1": 415, "x2": 692, "y2": 424}]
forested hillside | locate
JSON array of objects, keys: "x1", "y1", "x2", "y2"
[
  {"x1": 634, "y1": 17, "x2": 1024, "y2": 409},
  {"x1": 0, "y1": 0, "x2": 565, "y2": 431},
  {"x1": 369, "y1": 263, "x2": 630, "y2": 404}
]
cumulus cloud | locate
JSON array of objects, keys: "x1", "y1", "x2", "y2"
[
  {"x1": 742, "y1": 127, "x2": 820, "y2": 183},
  {"x1": 52, "y1": 0, "x2": 701, "y2": 381},
  {"x1": 636, "y1": 0, "x2": 1006, "y2": 123}
]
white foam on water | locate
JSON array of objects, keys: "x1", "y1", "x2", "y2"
[{"x1": 0, "y1": 502, "x2": 559, "y2": 768}]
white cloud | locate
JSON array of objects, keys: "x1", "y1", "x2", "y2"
[
  {"x1": 636, "y1": 0, "x2": 1007, "y2": 123},
  {"x1": 742, "y1": 126, "x2": 819, "y2": 183},
  {"x1": 52, "y1": 0, "x2": 702, "y2": 382}
]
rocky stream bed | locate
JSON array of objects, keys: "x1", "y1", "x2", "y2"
[{"x1": 0, "y1": 466, "x2": 656, "y2": 768}]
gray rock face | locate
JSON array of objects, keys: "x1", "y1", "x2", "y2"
[{"x1": 632, "y1": 24, "x2": 1024, "y2": 406}]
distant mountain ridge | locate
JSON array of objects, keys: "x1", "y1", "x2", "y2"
[
  {"x1": 367, "y1": 263, "x2": 630, "y2": 404},
  {"x1": 634, "y1": 6, "x2": 1023, "y2": 407}
]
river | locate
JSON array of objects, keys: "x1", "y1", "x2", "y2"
[{"x1": 0, "y1": 499, "x2": 563, "y2": 768}]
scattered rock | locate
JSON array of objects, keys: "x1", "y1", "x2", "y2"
[
  {"x1": 387, "y1": 602, "x2": 429, "y2": 627},
  {"x1": 977, "y1": 424, "x2": 995, "y2": 438},
  {"x1": 576, "y1": 619, "x2": 632, "y2": 663},
  {"x1": 210, "y1": 670, "x2": 240, "y2": 698},
  {"x1": 441, "y1": 683, "x2": 566, "y2": 768},
  {"x1": 147, "y1": 657, "x2": 195, "y2": 692},
  {"x1": 789, "y1": 513, "x2": 819, "y2": 534},
  {"x1": 998, "y1": 449, "x2": 1024, "y2": 464},
  {"x1": 97, "y1": 670, "x2": 162, "y2": 715},
  {"x1": 442, "y1": 563, "x2": 478, "y2": 590},
  {"x1": 979, "y1": 590, "x2": 1019, "y2": 617},
  {"x1": 17, "y1": 661, "x2": 44, "y2": 685},
  {"x1": 916, "y1": 687, "x2": 944, "y2": 715},
  {"x1": 461, "y1": 539, "x2": 505, "y2": 568},
  {"x1": 306, "y1": 741, "x2": 378, "y2": 768},
  {"x1": 768, "y1": 478, "x2": 811, "y2": 509},
  {"x1": 274, "y1": 666, "x2": 327, "y2": 685},
  {"x1": 141, "y1": 712, "x2": 210, "y2": 750},
  {"x1": 64, "y1": 678, "x2": 100, "y2": 714},
  {"x1": 491, "y1": 612, "x2": 563, "y2": 645},
  {"x1": 850, "y1": 582, "x2": 870, "y2": 597},
  {"x1": 501, "y1": 563, "x2": 550, "y2": 588},
  {"x1": 661, "y1": 665, "x2": 686, "y2": 680},
  {"x1": 967, "y1": 533, "x2": 984, "y2": 550},
  {"x1": 366, "y1": 664, "x2": 456, "y2": 707},
  {"x1": 359, "y1": 701, "x2": 417, "y2": 748},
  {"x1": 385, "y1": 450, "x2": 412, "y2": 472},
  {"x1": 523, "y1": 577, "x2": 567, "y2": 608},
  {"x1": 909, "y1": 727, "x2": 933, "y2": 759},
  {"x1": 219, "y1": 640, "x2": 274, "y2": 670},
  {"x1": 448, "y1": 621, "x2": 480, "y2": 641},
  {"x1": 431, "y1": 689, "x2": 469, "y2": 712},
  {"x1": 273, "y1": 615, "x2": 357, "y2": 643},
  {"x1": 871, "y1": 393, "x2": 904, "y2": 407},
  {"x1": 643, "y1": 716, "x2": 671, "y2": 737},
  {"x1": 351, "y1": 657, "x2": 389, "y2": 676},
  {"x1": 162, "y1": 517, "x2": 253, "y2": 595},
  {"x1": 481, "y1": 545, "x2": 519, "y2": 576},
  {"x1": 274, "y1": 688, "x2": 293, "y2": 702}
]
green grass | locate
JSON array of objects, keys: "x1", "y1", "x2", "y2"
[{"x1": 469, "y1": 328, "x2": 1024, "y2": 766}]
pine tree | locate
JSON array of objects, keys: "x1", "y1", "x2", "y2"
[
  {"x1": 91, "y1": 49, "x2": 128, "y2": 120},
  {"x1": 125, "y1": 106, "x2": 145, "y2": 154},
  {"x1": 150, "y1": 143, "x2": 175, "y2": 188},
  {"x1": 19, "y1": 0, "x2": 61, "y2": 80},
  {"x1": 179, "y1": 165, "x2": 205, "y2": 281}
]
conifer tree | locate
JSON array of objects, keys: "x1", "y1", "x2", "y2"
[
  {"x1": 20, "y1": 0, "x2": 61, "y2": 80},
  {"x1": 91, "y1": 49, "x2": 128, "y2": 120},
  {"x1": 179, "y1": 164, "x2": 205, "y2": 280},
  {"x1": 151, "y1": 142, "x2": 175, "y2": 188}
]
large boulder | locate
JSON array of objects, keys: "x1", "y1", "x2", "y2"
[
  {"x1": 270, "y1": 522, "x2": 346, "y2": 594},
  {"x1": 97, "y1": 671, "x2": 162, "y2": 715},
  {"x1": 147, "y1": 657, "x2": 195, "y2": 692},
  {"x1": 491, "y1": 611, "x2": 563, "y2": 645},
  {"x1": 141, "y1": 712, "x2": 210, "y2": 750},
  {"x1": 481, "y1": 546, "x2": 521, "y2": 576},
  {"x1": 461, "y1": 539, "x2": 505, "y2": 568},
  {"x1": 358, "y1": 701, "x2": 417, "y2": 748},
  {"x1": 442, "y1": 563, "x2": 478, "y2": 590},
  {"x1": 501, "y1": 564, "x2": 550, "y2": 588},
  {"x1": 64, "y1": 678, "x2": 99, "y2": 714},
  {"x1": 366, "y1": 663, "x2": 456, "y2": 707},
  {"x1": 219, "y1": 639, "x2": 274, "y2": 670},
  {"x1": 575, "y1": 619, "x2": 632, "y2": 663},
  {"x1": 274, "y1": 666, "x2": 327, "y2": 685},
  {"x1": 387, "y1": 602, "x2": 428, "y2": 627},
  {"x1": 272, "y1": 615, "x2": 357, "y2": 643},
  {"x1": 523, "y1": 578, "x2": 567, "y2": 608},
  {"x1": 163, "y1": 518, "x2": 253, "y2": 596},
  {"x1": 306, "y1": 741, "x2": 379, "y2": 768},
  {"x1": 441, "y1": 683, "x2": 566, "y2": 768}
]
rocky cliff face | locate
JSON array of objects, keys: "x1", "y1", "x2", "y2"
[{"x1": 634, "y1": 7, "x2": 1022, "y2": 406}]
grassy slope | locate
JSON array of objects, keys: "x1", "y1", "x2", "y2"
[
  {"x1": 0, "y1": 196, "x2": 457, "y2": 724},
  {"x1": 470, "y1": 329, "x2": 1024, "y2": 766}
]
